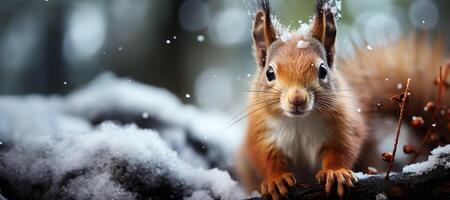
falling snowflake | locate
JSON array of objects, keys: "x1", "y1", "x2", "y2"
[
  {"x1": 197, "y1": 35, "x2": 205, "y2": 42},
  {"x1": 247, "y1": 74, "x2": 251, "y2": 77},
  {"x1": 185, "y1": 93, "x2": 191, "y2": 99},
  {"x1": 63, "y1": 81, "x2": 68, "y2": 85},
  {"x1": 118, "y1": 46, "x2": 123, "y2": 51},
  {"x1": 357, "y1": 108, "x2": 362, "y2": 113},
  {"x1": 166, "y1": 40, "x2": 171, "y2": 44},
  {"x1": 366, "y1": 45, "x2": 373, "y2": 50},
  {"x1": 142, "y1": 112, "x2": 149, "y2": 119},
  {"x1": 397, "y1": 83, "x2": 403, "y2": 89}
]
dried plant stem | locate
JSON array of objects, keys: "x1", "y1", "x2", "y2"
[
  {"x1": 386, "y1": 78, "x2": 411, "y2": 180},
  {"x1": 409, "y1": 65, "x2": 448, "y2": 164}
]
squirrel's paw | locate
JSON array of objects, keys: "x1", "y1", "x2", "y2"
[
  {"x1": 315, "y1": 168, "x2": 357, "y2": 198},
  {"x1": 260, "y1": 173, "x2": 296, "y2": 200}
]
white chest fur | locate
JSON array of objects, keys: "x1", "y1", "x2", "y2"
[{"x1": 266, "y1": 113, "x2": 331, "y2": 167}]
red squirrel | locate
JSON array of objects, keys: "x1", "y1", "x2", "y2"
[{"x1": 235, "y1": 0, "x2": 448, "y2": 199}]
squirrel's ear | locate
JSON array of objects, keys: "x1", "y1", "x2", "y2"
[
  {"x1": 253, "y1": 9, "x2": 276, "y2": 67},
  {"x1": 310, "y1": 0, "x2": 337, "y2": 67}
]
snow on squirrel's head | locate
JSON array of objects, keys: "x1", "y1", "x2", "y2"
[{"x1": 250, "y1": 0, "x2": 341, "y2": 118}]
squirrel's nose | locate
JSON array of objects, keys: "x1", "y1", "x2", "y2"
[{"x1": 288, "y1": 95, "x2": 306, "y2": 107}]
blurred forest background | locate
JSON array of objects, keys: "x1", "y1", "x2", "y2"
[{"x1": 0, "y1": 0, "x2": 449, "y2": 112}]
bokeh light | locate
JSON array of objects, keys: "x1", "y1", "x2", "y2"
[
  {"x1": 409, "y1": 0, "x2": 438, "y2": 30},
  {"x1": 179, "y1": 0, "x2": 210, "y2": 31},
  {"x1": 63, "y1": 3, "x2": 106, "y2": 63}
]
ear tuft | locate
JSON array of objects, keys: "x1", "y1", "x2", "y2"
[
  {"x1": 311, "y1": 0, "x2": 337, "y2": 67},
  {"x1": 252, "y1": 0, "x2": 276, "y2": 67}
]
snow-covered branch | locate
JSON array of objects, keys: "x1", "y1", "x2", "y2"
[{"x1": 249, "y1": 145, "x2": 450, "y2": 200}]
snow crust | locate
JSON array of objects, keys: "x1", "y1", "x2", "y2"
[
  {"x1": 402, "y1": 144, "x2": 450, "y2": 176},
  {"x1": 0, "y1": 73, "x2": 246, "y2": 200}
]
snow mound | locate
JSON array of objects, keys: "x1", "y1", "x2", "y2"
[
  {"x1": 0, "y1": 72, "x2": 246, "y2": 200},
  {"x1": 402, "y1": 144, "x2": 450, "y2": 176}
]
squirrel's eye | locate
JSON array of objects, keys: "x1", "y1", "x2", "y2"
[
  {"x1": 266, "y1": 66, "x2": 276, "y2": 81},
  {"x1": 318, "y1": 64, "x2": 327, "y2": 79}
]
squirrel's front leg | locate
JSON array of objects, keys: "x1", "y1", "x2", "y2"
[
  {"x1": 316, "y1": 146, "x2": 357, "y2": 198},
  {"x1": 250, "y1": 145, "x2": 296, "y2": 200}
]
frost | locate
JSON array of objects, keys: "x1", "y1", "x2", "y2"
[
  {"x1": 402, "y1": 144, "x2": 450, "y2": 176},
  {"x1": 0, "y1": 72, "x2": 246, "y2": 199},
  {"x1": 296, "y1": 40, "x2": 309, "y2": 49}
]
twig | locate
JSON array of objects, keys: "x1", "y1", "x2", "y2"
[
  {"x1": 410, "y1": 65, "x2": 448, "y2": 164},
  {"x1": 386, "y1": 78, "x2": 411, "y2": 180}
]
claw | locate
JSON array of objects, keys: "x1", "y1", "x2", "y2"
[
  {"x1": 260, "y1": 173, "x2": 296, "y2": 199},
  {"x1": 316, "y1": 168, "x2": 355, "y2": 198}
]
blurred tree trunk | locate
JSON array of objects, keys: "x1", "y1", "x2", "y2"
[{"x1": 42, "y1": 3, "x2": 66, "y2": 94}]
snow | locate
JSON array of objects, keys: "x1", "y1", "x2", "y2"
[
  {"x1": 323, "y1": 0, "x2": 342, "y2": 20},
  {"x1": 353, "y1": 172, "x2": 373, "y2": 180},
  {"x1": 296, "y1": 40, "x2": 309, "y2": 49},
  {"x1": 376, "y1": 193, "x2": 388, "y2": 200},
  {"x1": 259, "y1": 0, "x2": 341, "y2": 43},
  {"x1": 402, "y1": 144, "x2": 450, "y2": 176},
  {"x1": 0, "y1": 72, "x2": 246, "y2": 200}
]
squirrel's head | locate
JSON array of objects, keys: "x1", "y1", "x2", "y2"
[{"x1": 251, "y1": 0, "x2": 337, "y2": 118}]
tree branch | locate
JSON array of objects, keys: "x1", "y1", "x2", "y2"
[{"x1": 247, "y1": 152, "x2": 450, "y2": 200}]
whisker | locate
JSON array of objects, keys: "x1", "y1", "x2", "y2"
[
  {"x1": 222, "y1": 100, "x2": 279, "y2": 132},
  {"x1": 226, "y1": 97, "x2": 279, "y2": 126},
  {"x1": 239, "y1": 90, "x2": 281, "y2": 94}
]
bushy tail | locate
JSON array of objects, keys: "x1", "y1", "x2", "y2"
[
  {"x1": 338, "y1": 34, "x2": 449, "y2": 124},
  {"x1": 338, "y1": 34, "x2": 449, "y2": 167}
]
